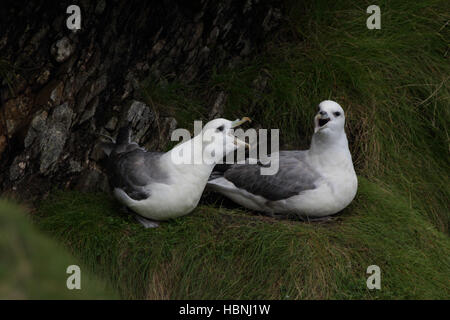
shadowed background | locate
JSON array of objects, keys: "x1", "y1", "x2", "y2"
[{"x1": 0, "y1": 0, "x2": 449, "y2": 299}]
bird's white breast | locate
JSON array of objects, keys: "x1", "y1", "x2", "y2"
[
  {"x1": 282, "y1": 165, "x2": 357, "y2": 217},
  {"x1": 127, "y1": 160, "x2": 212, "y2": 221},
  {"x1": 130, "y1": 182, "x2": 203, "y2": 220},
  {"x1": 280, "y1": 150, "x2": 357, "y2": 217}
]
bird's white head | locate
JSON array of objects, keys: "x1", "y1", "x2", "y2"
[
  {"x1": 201, "y1": 117, "x2": 250, "y2": 163},
  {"x1": 314, "y1": 100, "x2": 346, "y2": 135}
]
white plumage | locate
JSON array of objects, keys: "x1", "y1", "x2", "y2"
[
  {"x1": 207, "y1": 100, "x2": 358, "y2": 218},
  {"x1": 105, "y1": 118, "x2": 250, "y2": 227}
]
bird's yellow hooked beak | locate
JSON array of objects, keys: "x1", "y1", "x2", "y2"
[
  {"x1": 231, "y1": 117, "x2": 251, "y2": 149},
  {"x1": 231, "y1": 117, "x2": 251, "y2": 128}
]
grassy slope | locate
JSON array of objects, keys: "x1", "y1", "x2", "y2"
[
  {"x1": 32, "y1": 0, "x2": 449, "y2": 299},
  {"x1": 36, "y1": 179, "x2": 449, "y2": 299},
  {"x1": 0, "y1": 201, "x2": 117, "y2": 299}
]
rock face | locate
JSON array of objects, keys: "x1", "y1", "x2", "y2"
[{"x1": 0, "y1": 0, "x2": 282, "y2": 200}]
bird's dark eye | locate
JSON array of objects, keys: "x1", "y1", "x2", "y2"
[
  {"x1": 333, "y1": 112, "x2": 341, "y2": 117},
  {"x1": 216, "y1": 125, "x2": 225, "y2": 132}
]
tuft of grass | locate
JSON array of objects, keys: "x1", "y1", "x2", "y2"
[
  {"x1": 139, "y1": 77, "x2": 208, "y2": 133},
  {"x1": 35, "y1": 179, "x2": 449, "y2": 299},
  {"x1": 0, "y1": 200, "x2": 118, "y2": 299}
]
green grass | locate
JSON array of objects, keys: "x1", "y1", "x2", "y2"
[
  {"x1": 28, "y1": 0, "x2": 450, "y2": 299},
  {"x1": 138, "y1": 77, "x2": 208, "y2": 133},
  {"x1": 35, "y1": 178, "x2": 449, "y2": 299},
  {"x1": 0, "y1": 200, "x2": 117, "y2": 299}
]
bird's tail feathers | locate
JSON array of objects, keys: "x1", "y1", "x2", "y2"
[{"x1": 100, "y1": 125, "x2": 134, "y2": 157}]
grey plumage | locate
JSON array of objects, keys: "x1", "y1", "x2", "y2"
[
  {"x1": 211, "y1": 151, "x2": 320, "y2": 201},
  {"x1": 104, "y1": 126, "x2": 169, "y2": 201},
  {"x1": 100, "y1": 117, "x2": 253, "y2": 226},
  {"x1": 207, "y1": 100, "x2": 358, "y2": 218}
]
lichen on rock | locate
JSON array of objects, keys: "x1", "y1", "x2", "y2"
[{"x1": 50, "y1": 36, "x2": 75, "y2": 63}]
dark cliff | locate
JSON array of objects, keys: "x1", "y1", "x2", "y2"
[{"x1": 0, "y1": 0, "x2": 282, "y2": 199}]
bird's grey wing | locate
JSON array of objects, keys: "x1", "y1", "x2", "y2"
[
  {"x1": 108, "y1": 149, "x2": 168, "y2": 201},
  {"x1": 223, "y1": 151, "x2": 320, "y2": 201}
]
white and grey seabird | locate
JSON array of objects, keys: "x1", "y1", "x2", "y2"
[
  {"x1": 103, "y1": 117, "x2": 250, "y2": 227},
  {"x1": 207, "y1": 100, "x2": 358, "y2": 219}
]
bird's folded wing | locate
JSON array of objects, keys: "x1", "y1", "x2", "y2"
[
  {"x1": 223, "y1": 151, "x2": 320, "y2": 201},
  {"x1": 108, "y1": 150, "x2": 168, "y2": 201}
]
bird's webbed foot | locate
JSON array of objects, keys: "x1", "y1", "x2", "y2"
[
  {"x1": 299, "y1": 215, "x2": 336, "y2": 223},
  {"x1": 134, "y1": 214, "x2": 160, "y2": 228}
]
